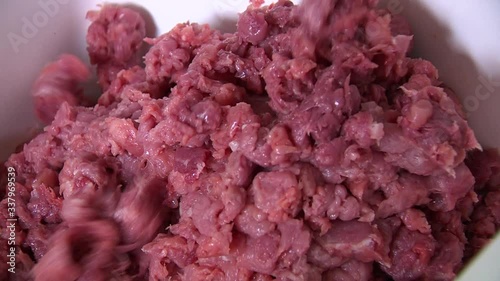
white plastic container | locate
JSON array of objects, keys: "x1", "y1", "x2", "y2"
[{"x1": 0, "y1": 0, "x2": 498, "y2": 279}]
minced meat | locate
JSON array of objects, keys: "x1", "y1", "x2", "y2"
[{"x1": 1, "y1": 1, "x2": 499, "y2": 281}]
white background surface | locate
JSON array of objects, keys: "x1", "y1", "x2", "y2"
[{"x1": 0, "y1": 1, "x2": 499, "y2": 279}]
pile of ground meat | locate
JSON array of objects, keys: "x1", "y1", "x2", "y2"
[{"x1": 1, "y1": 0, "x2": 499, "y2": 280}]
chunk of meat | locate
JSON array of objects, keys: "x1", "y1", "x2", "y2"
[
  {"x1": 237, "y1": 233, "x2": 281, "y2": 274},
  {"x1": 86, "y1": 5, "x2": 147, "y2": 89},
  {"x1": 236, "y1": 205, "x2": 276, "y2": 238},
  {"x1": 322, "y1": 260, "x2": 373, "y2": 281},
  {"x1": 276, "y1": 219, "x2": 311, "y2": 267},
  {"x1": 32, "y1": 220, "x2": 122, "y2": 281},
  {"x1": 314, "y1": 221, "x2": 387, "y2": 264},
  {"x1": 381, "y1": 226, "x2": 436, "y2": 281},
  {"x1": 427, "y1": 163, "x2": 475, "y2": 212},
  {"x1": 251, "y1": 171, "x2": 301, "y2": 222},
  {"x1": 238, "y1": 8, "x2": 269, "y2": 45},
  {"x1": 142, "y1": 234, "x2": 196, "y2": 268},
  {"x1": 144, "y1": 23, "x2": 216, "y2": 84},
  {"x1": 378, "y1": 173, "x2": 430, "y2": 218},
  {"x1": 32, "y1": 54, "x2": 90, "y2": 123},
  {"x1": 86, "y1": 5, "x2": 146, "y2": 64},
  {"x1": 27, "y1": 183, "x2": 62, "y2": 224},
  {"x1": 303, "y1": 184, "x2": 365, "y2": 234},
  {"x1": 113, "y1": 177, "x2": 166, "y2": 245}
]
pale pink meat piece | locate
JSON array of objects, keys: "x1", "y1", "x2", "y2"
[{"x1": 32, "y1": 54, "x2": 90, "y2": 123}]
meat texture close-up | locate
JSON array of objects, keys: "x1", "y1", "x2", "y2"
[{"x1": 0, "y1": 0, "x2": 499, "y2": 281}]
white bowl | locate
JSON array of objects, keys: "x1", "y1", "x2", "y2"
[{"x1": 0, "y1": 0, "x2": 498, "y2": 279}]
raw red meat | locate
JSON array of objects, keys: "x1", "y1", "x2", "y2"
[{"x1": 1, "y1": 1, "x2": 499, "y2": 281}]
